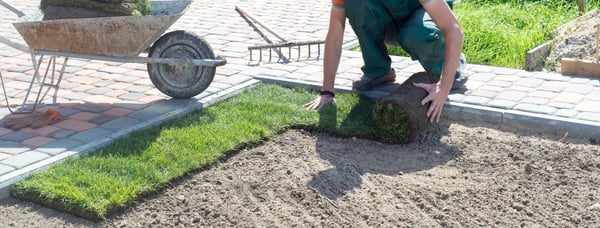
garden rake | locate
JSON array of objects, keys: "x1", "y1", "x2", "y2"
[{"x1": 235, "y1": 6, "x2": 325, "y2": 63}]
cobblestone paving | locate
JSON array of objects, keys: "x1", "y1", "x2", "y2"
[{"x1": 0, "y1": 0, "x2": 599, "y2": 197}]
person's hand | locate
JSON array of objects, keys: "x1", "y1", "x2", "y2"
[
  {"x1": 303, "y1": 94, "x2": 336, "y2": 110},
  {"x1": 413, "y1": 82, "x2": 450, "y2": 123}
]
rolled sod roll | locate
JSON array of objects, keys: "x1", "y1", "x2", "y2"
[
  {"x1": 372, "y1": 72, "x2": 437, "y2": 143},
  {"x1": 40, "y1": 0, "x2": 151, "y2": 20}
]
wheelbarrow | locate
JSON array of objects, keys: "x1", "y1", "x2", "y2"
[{"x1": 0, "y1": 0, "x2": 226, "y2": 113}]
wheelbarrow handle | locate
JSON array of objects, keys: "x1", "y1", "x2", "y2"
[{"x1": 0, "y1": 0, "x2": 26, "y2": 17}]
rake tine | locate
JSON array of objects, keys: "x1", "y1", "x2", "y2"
[
  {"x1": 269, "y1": 47, "x2": 272, "y2": 62},
  {"x1": 276, "y1": 47, "x2": 280, "y2": 62},
  {"x1": 318, "y1": 43, "x2": 322, "y2": 59}
]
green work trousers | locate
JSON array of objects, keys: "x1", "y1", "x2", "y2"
[{"x1": 345, "y1": 0, "x2": 454, "y2": 79}]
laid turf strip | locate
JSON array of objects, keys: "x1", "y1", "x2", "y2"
[{"x1": 11, "y1": 83, "x2": 409, "y2": 220}]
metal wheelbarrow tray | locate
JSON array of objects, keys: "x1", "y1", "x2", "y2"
[{"x1": 0, "y1": 0, "x2": 226, "y2": 113}]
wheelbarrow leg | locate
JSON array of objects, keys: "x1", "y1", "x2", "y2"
[{"x1": 1, "y1": 53, "x2": 68, "y2": 113}]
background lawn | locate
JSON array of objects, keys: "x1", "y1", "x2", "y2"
[{"x1": 388, "y1": 0, "x2": 600, "y2": 69}]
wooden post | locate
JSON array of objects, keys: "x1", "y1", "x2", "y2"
[{"x1": 578, "y1": 0, "x2": 586, "y2": 15}]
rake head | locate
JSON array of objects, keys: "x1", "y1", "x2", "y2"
[{"x1": 248, "y1": 40, "x2": 325, "y2": 63}]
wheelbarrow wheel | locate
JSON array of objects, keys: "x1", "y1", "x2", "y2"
[{"x1": 147, "y1": 30, "x2": 215, "y2": 98}]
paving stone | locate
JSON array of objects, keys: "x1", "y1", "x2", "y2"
[
  {"x1": 496, "y1": 91, "x2": 527, "y2": 101},
  {"x1": 487, "y1": 99, "x2": 517, "y2": 109},
  {"x1": 533, "y1": 72, "x2": 572, "y2": 81},
  {"x1": 588, "y1": 91, "x2": 600, "y2": 101},
  {"x1": 576, "y1": 101, "x2": 600, "y2": 113},
  {"x1": 555, "y1": 109, "x2": 578, "y2": 118},
  {"x1": 36, "y1": 139, "x2": 83, "y2": 156},
  {"x1": 514, "y1": 78, "x2": 544, "y2": 88},
  {"x1": 262, "y1": 69, "x2": 290, "y2": 77},
  {"x1": 514, "y1": 103, "x2": 557, "y2": 115},
  {"x1": 22, "y1": 136, "x2": 55, "y2": 148},
  {"x1": 486, "y1": 80, "x2": 512, "y2": 88},
  {"x1": 0, "y1": 131, "x2": 35, "y2": 142},
  {"x1": 69, "y1": 128, "x2": 114, "y2": 143},
  {"x1": 113, "y1": 76, "x2": 139, "y2": 83},
  {"x1": 469, "y1": 90, "x2": 498, "y2": 98},
  {"x1": 54, "y1": 119, "x2": 96, "y2": 132},
  {"x1": 564, "y1": 84, "x2": 594, "y2": 95},
  {"x1": 461, "y1": 96, "x2": 491, "y2": 106},
  {"x1": 570, "y1": 78, "x2": 591, "y2": 84},
  {"x1": 88, "y1": 115, "x2": 117, "y2": 125},
  {"x1": 7, "y1": 65, "x2": 31, "y2": 73},
  {"x1": 48, "y1": 129, "x2": 76, "y2": 139},
  {"x1": 494, "y1": 74, "x2": 521, "y2": 82},
  {"x1": 0, "y1": 151, "x2": 50, "y2": 169},
  {"x1": 547, "y1": 102, "x2": 575, "y2": 109},
  {"x1": 86, "y1": 87, "x2": 112, "y2": 95},
  {"x1": 126, "y1": 85, "x2": 153, "y2": 93},
  {"x1": 529, "y1": 91, "x2": 558, "y2": 99},
  {"x1": 112, "y1": 102, "x2": 149, "y2": 111},
  {"x1": 209, "y1": 82, "x2": 234, "y2": 90},
  {"x1": 447, "y1": 93, "x2": 465, "y2": 102},
  {"x1": 67, "y1": 59, "x2": 89, "y2": 67},
  {"x1": 118, "y1": 92, "x2": 146, "y2": 101},
  {"x1": 514, "y1": 70, "x2": 536, "y2": 77},
  {"x1": 99, "y1": 66, "x2": 130, "y2": 74},
  {"x1": 553, "y1": 93, "x2": 585, "y2": 104},
  {"x1": 0, "y1": 165, "x2": 15, "y2": 176},
  {"x1": 0, "y1": 142, "x2": 30, "y2": 155},
  {"x1": 577, "y1": 112, "x2": 600, "y2": 122},
  {"x1": 492, "y1": 68, "x2": 520, "y2": 75},
  {"x1": 520, "y1": 97, "x2": 548, "y2": 105},
  {"x1": 216, "y1": 68, "x2": 241, "y2": 77},
  {"x1": 62, "y1": 92, "x2": 91, "y2": 101},
  {"x1": 69, "y1": 112, "x2": 100, "y2": 121},
  {"x1": 101, "y1": 118, "x2": 142, "y2": 132},
  {"x1": 538, "y1": 81, "x2": 569, "y2": 92},
  {"x1": 56, "y1": 107, "x2": 80, "y2": 118},
  {"x1": 59, "y1": 82, "x2": 81, "y2": 90}
]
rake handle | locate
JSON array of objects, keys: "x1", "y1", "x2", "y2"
[
  {"x1": 235, "y1": 5, "x2": 288, "y2": 43},
  {"x1": 0, "y1": 0, "x2": 25, "y2": 17}
]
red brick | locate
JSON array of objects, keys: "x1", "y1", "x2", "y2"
[
  {"x1": 69, "y1": 112, "x2": 100, "y2": 121},
  {"x1": 54, "y1": 119, "x2": 97, "y2": 131},
  {"x1": 22, "y1": 136, "x2": 55, "y2": 147},
  {"x1": 22, "y1": 125, "x2": 61, "y2": 137},
  {"x1": 103, "y1": 108, "x2": 134, "y2": 117}
]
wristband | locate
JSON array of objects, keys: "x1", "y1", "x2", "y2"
[{"x1": 320, "y1": 90, "x2": 335, "y2": 97}]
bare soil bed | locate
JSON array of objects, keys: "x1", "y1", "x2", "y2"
[{"x1": 1, "y1": 121, "x2": 600, "y2": 227}]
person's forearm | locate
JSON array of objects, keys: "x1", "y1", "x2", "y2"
[
  {"x1": 321, "y1": 7, "x2": 346, "y2": 93},
  {"x1": 322, "y1": 36, "x2": 343, "y2": 92},
  {"x1": 439, "y1": 23, "x2": 464, "y2": 91}
]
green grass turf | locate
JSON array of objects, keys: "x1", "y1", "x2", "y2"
[{"x1": 11, "y1": 83, "x2": 409, "y2": 220}]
